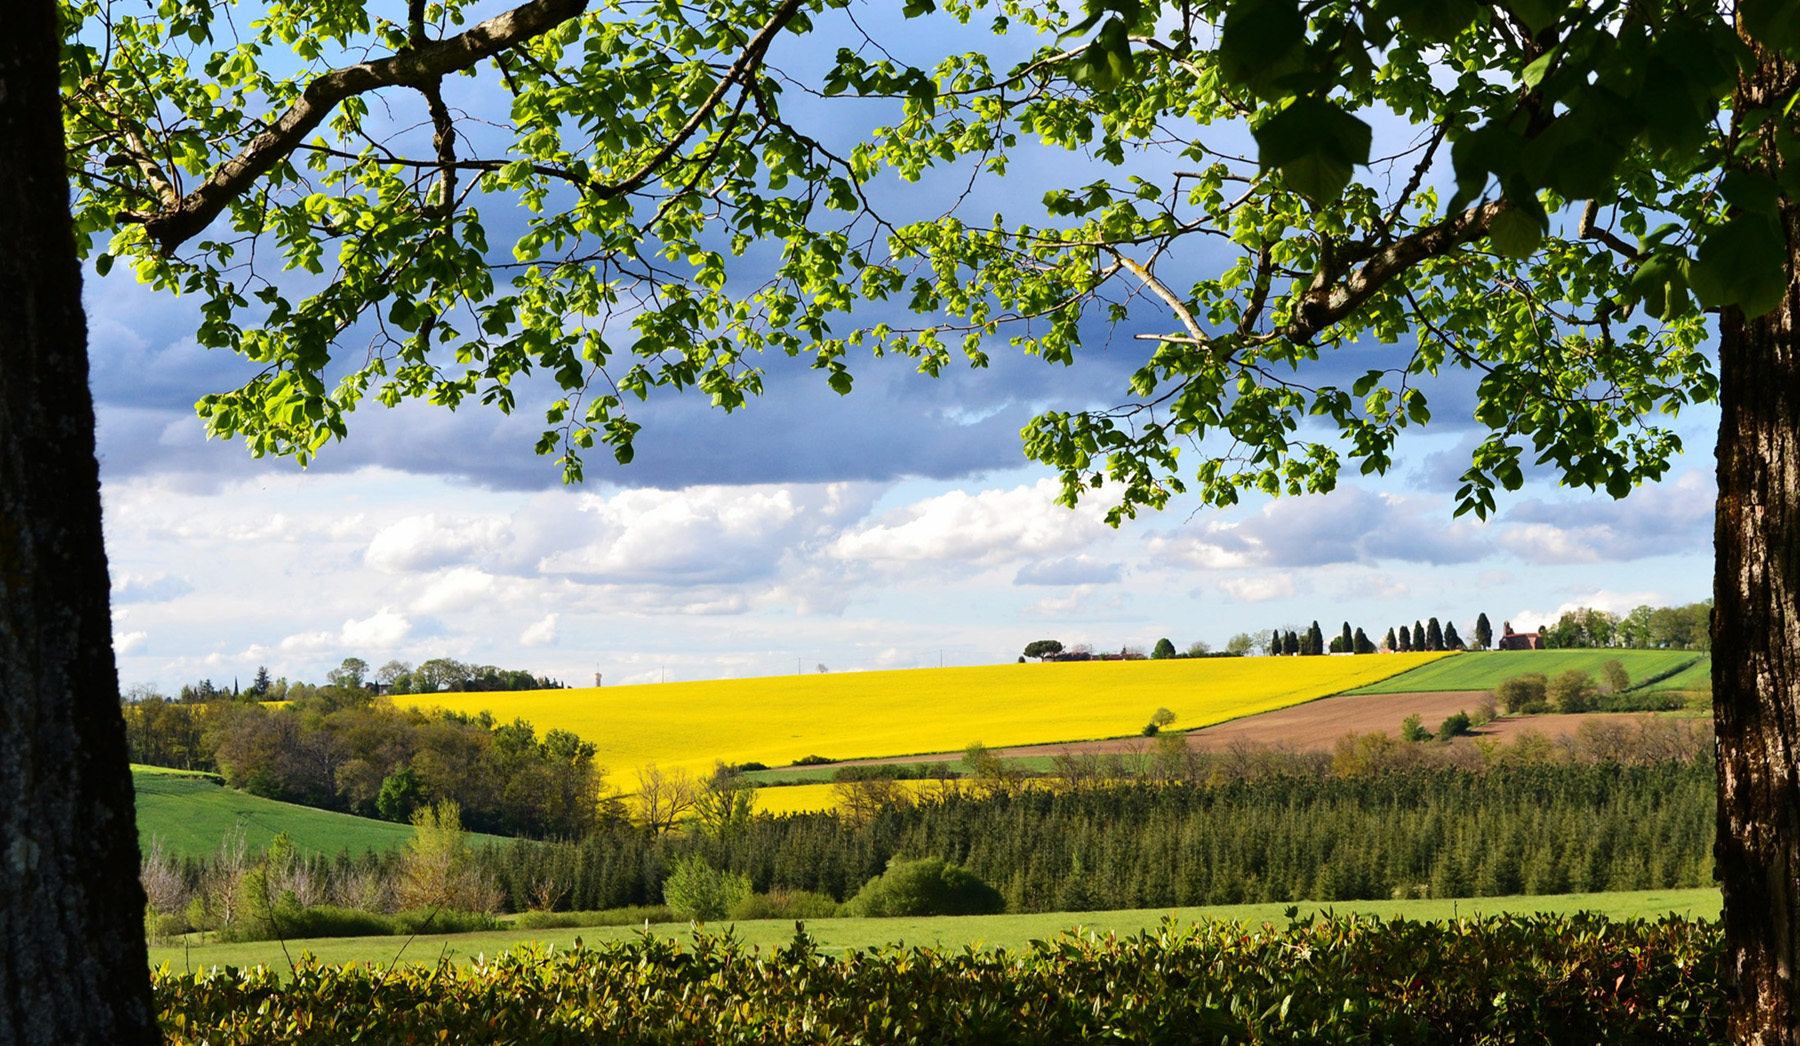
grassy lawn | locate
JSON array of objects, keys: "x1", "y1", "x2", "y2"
[
  {"x1": 148, "y1": 887, "x2": 1720, "y2": 974},
  {"x1": 1345, "y1": 650, "x2": 1704, "y2": 695},
  {"x1": 133, "y1": 767, "x2": 506, "y2": 859},
  {"x1": 1643, "y1": 656, "x2": 1714, "y2": 693}
]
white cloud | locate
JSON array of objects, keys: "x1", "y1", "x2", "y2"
[
  {"x1": 830, "y1": 479, "x2": 1113, "y2": 566},
  {"x1": 366, "y1": 514, "x2": 507, "y2": 573},
  {"x1": 1217, "y1": 574, "x2": 1300, "y2": 602},
  {"x1": 410, "y1": 567, "x2": 501, "y2": 615},
  {"x1": 1498, "y1": 470, "x2": 1713, "y2": 565},
  {"x1": 341, "y1": 608, "x2": 411, "y2": 648},
  {"x1": 113, "y1": 631, "x2": 148, "y2": 654},
  {"x1": 1154, "y1": 488, "x2": 1489, "y2": 570},
  {"x1": 1510, "y1": 588, "x2": 1673, "y2": 632},
  {"x1": 519, "y1": 613, "x2": 558, "y2": 647}
]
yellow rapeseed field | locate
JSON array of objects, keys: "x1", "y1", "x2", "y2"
[{"x1": 402, "y1": 653, "x2": 1451, "y2": 792}]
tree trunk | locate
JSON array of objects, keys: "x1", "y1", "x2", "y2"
[{"x1": 0, "y1": 1, "x2": 158, "y2": 1042}]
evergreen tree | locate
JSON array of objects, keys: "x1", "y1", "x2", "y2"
[
  {"x1": 1283, "y1": 631, "x2": 1300, "y2": 656},
  {"x1": 1399, "y1": 626, "x2": 1413, "y2": 653},
  {"x1": 1426, "y1": 617, "x2": 1444, "y2": 652},
  {"x1": 1475, "y1": 613, "x2": 1494, "y2": 651},
  {"x1": 1384, "y1": 628, "x2": 1398, "y2": 653},
  {"x1": 1308, "y1": 621, "x2": 1325, "y2": 657},
  {"x1": 1354, "y1": 628, "x2": 1376, "y2": 655},
  {"x1": 1444, "y1": 622, "x2": 1464, "y2": 651},
  {"x1": 1415, "y1": 621, "x2": 1427, "y2": 652},
  {"x1": 1151, "y1": 637, "x2": 1177, "y2": 660},
  {"x1": 1268, "y1": 629, "x2": 1283, "y2": 656},
  {"x1": 1341, "y1": 622, "x2": 1354, "y2": 654},
  {"x1": 249, "y1": 665, "x2": 272, "y2": 697}
]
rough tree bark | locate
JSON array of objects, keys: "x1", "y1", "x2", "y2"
[
  {"x1": 1714, "y1": 37, "x2": 1800, "y2": 1046},
  {"x1": 0, "y1": 0, "x2": 158, "y2": 1042}
]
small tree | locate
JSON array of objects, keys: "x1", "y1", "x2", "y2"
[
  {"x1": 1022, "y1": 639, "x2": 1065, "y2": 661},
  {"x1": 1224, "y1": 634, "x2": 1253, "y2": 656},
  {"x1": 633, "y1": 763, "x2": 700, "y2": 834},
  {"x1": 1496, "y1": 674, "x2": 1550, "y2": 715},
  {"x1": 1143, "y1": 707, "x2": 1177, "y2": 736},
  {"x1": 1443, "y1": 622, "x2": 1464, "y2": 651},
  {"x1": 692, "y1": 763, "x2": 758, "y2": 840},
  {"x1": 1341, "y1": 622, "x2": 1354, "y2": 654},
  {"x1": 397, "y1": 800, "x2": 470, "y2": 911},
  {"x1": 1437, "y1": 711, "x2": 1473, "y2": 742},
  {"x1": 1151, "y1": 638, "x2": 1177, "y2": 660},
  {"x1": 662, "y1": 854, "x2": 751, "y2": 923},
  {"x1": 1400, "y1": 714, "x2": 1431, "y2": 743},
  {"x1": 1602, "y1": 659, "x2": 1632, "y2": 694},
  {"x1": 327, "y1": 657, "x2": 370, "y2": 690},
  {"x1": 1283, "y1": 630, "x2": 1300, "y2": 657},
  {"x1": 843, "y1": 857, "x2": 1003, "y2": 918},
  {"x1": 1549, "y1": 670, "x2": 1599, "y2": 714},
  {"x1": 1475, "y1": 614, "x2": 1495, "y2": 652},
  {"x1": 1308, "y1": 621, "x2": 1326, "y2": 657},
  {"x1": 1417, "y1": 620, "x2": 1432, "y2": 652}
]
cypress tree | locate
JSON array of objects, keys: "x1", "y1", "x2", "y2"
[
  {"x1": 1308, "y1": 621, "x2": 1325, "y2": 657},
  {"x1": 1415, "y1": 621, "x2": 1427, "y2": 652},
  {"x1": 1444, "y1": 621, "x2": 1463, "y2": 650},
  {"x1": 1269, "y1": 628, "x2": 1282, "y2": 655},
  {"x1": 1384, "y1": 627, "x2": 1398, "y2": 652},
  {"x1": 1475, "y1": 612, "x2": 1493, "y2": 651},
  {"x1": 1341, "y1": 622, "x2": 1354, "y2": 653},
  {"x1": 1284, "y1": 630, "x2": 1299, "y2": 656},
  {"x1": 1399, "y1": 625, "x2": 1413, "y2": 652},
  {"x1": 1354, "y1": 627, "x2": 1376, "y2": 654},
  {"x1": 1426, "y1": 617, "x2": 1444, "y2": 651}
]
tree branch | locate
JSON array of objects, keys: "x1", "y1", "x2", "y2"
[
  {"x1": 130, "y1": 0, "x2": 591, "y2": 252},
  {"x1": 1284, "y1": 200, "x2": 1507, "y2": 342}
]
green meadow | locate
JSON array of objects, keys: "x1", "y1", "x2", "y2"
[
  {"x1": 132, "y1": 766, "x2": 505, "y2": 858},
  {"x1": 148, "y1": 887, "x2": 1720, "y2": 974},
  {"x1": 1345, "y1": 650, "x2": 1705, "y2": 695}
]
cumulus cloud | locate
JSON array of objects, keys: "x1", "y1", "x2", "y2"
[
  {"x1": 409, "y1": 568, "x2": 502, "y2": 615},
  {"x1": 1497, "y1": 469, "x2": 1714, "y2": 564},
  {"x1": 830, "y1": 479, "x2": 1114, "y2": 567},
  {"x1": 1510, "y1": 589, "x2": 1676, "y2": 632},
  {"x1": 519, "y1": 613, "x2": 558, "y2": 647},
  {"x1": 113, "y1": 631, "x2": 148, "y2": 654},
  {"x1": 541, "y1": 485, "x2": 839, "y2": 585},
  {"x1": 1217, "y1": 574, "x2": 1300, "y2": 602},
  {"x1": 283, "y1": 608, "x2": 411, "y2": 652},
  {"x1": 366, "y1": 515, "x2": 508, "y2": 573},
  {"x1": 1155, "y1": 488, "x2": 1489, "y2": 569}
]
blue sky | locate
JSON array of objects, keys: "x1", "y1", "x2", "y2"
[{"x1": 91, "y1": 4, "x2": 1720, "y2": 692}]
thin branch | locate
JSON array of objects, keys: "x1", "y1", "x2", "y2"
[
  {"x1": 130, "y1": 0, "x2": 592, "y2": 252},
  {"x1": 1577, "y1": 199, "x2": 1641, "y2": 261}
]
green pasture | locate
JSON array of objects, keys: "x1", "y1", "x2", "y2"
[
  {"x1": 148, "y1": 887, "x2": 1720, "y2": 974},
  {"x1": 1345, "y1": 650, "x2": 1705, "y2": 695},
  {"x1": 1643, "y1": 657, "x2": 1714, "y2": 693},
  {"x1": 133, "y1": 767, "x2": 504, "y2": 859}
]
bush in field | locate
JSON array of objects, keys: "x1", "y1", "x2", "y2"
[
  {"x1": 1602, "y1": 658, "x2": 1632, "y2": 693},
  {"x1": 1495, "y1": 673, "x2": 1548, "y2": 714},
  {"x1": 844, "y1": 857, "x2": 1004, "y2": 917},
  {"x1": 728, "y1": 890, "x2": 842, "y2": 921},
  {"x1": 1549, "y1": 669, "x2": 1599, "y2": 714},
  {"x1": 1400, "y1": 714, "x2": 1431, "y2": 743},
  {"x1": 662, "y1": 854, "x2": 751, "y2": 923},
  {"x1": 1436, "y1": 711, "x2": 1472, "y2": 741}
]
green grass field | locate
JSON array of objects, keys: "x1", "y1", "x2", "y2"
[
  {"x1": 1643, "y1": 656, "x2": 1714, "y2": 692},
  {"x1": 147, "y1": 888, "x2": 1720, "y2": 974},
  {"x1": 133, "y1": 767, "x2": 504, "y2": 859},
  {"x1": 1345, "y1": 650, "x2": 1704, "y2": 695}
]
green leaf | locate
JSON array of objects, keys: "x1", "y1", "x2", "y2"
[
  {"x1": 1252, "y1": 98, "x2": 1372, "y2": 204},
  {"x1": 1719, "y1": 170, "x2": 1783, "y2": 216},
  {"x1": 1486, "y1": 206, "x2": 1543, "y2": 259},
  {"x1": 95, "y1": 253, "x2": 114, "y2": 277},
  {"x1": 1688, "y1": 215, "x2": 1789, "y2": 317},
  {"x1": 1742, "y1": 0, "x2": 1800, "y2": 60},
  {"x1": 1627, "y1": 255, "x2": 1693, "y2": 322},
  {"x1": 1218, "y1": 0, "x2": 1306, "y2": 97},
  {"x1": 1507, "y1": 0, "x2": 1568, "y2": 34}
]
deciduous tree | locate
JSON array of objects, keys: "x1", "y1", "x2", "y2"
[{"x1": 19, "y1": 0, "x2": 1800, "y2": 1036}]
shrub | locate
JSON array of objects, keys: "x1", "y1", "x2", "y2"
[
  {"x1": 1548, "y1": 669, "x2": 1599, "y2": 713},
  {"x1": 1494, "y1": 673, "x2": 1548, "y2": 714},
  {"x1": 1472, "y1": 696, "x2": 1498, "y2": 725},
  {"x1": 794, "y1": 754, "x2": 836, "y2": 766},
  {"x1": 1437, "y1": 711, "x2": 1472, "y2": 741},
  {"x1": 843, "y1": 857, "x2": 1004, "y2": 918},
  {"x1": 662, "y1": 855, "x2": 751, "y2": 923},
  {"x1": 1400, "y1": 714, "x2": 1431, "y2": 743},
  {"x1": 513, "y1": 905, "x2": 676, "y2": 930},
  {"x1": 729, "y1": 890, "x2": 843, "y2": 921},
  {"x1": 1602, "y1": 658, "x2": 1631, "y2": 693}
]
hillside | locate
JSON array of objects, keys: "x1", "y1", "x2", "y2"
[
  {"x1": 133, "y1": 766, "x2": 501, "y2": 859},
  {"x1": 402, "y1": 653, "x2": 1451, "y2": 783},
  {"x1": 1343, "y1": 650, "x2": 1705, "y2": 695}
]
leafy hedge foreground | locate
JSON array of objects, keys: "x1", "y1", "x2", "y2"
[{"x1": 157, "y1": 914, "x2": 1722, "y2": 1045}]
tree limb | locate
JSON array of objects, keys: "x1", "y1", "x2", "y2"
[
  {"x1": 130, "y1": 0, "x2": 591, "y2": 253},
  {"x1": 1284, "y1": 200, "x2": 1507, "y2": 342}
]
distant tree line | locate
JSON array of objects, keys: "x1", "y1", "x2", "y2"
[
  {"x1": 122, "y1": 688, "x2": 609, "y2": 838},
  {"x1": 168, "y1": 656, "x2": 566, "y2": 705},
  {"x1": 1536, "y1": 602, "x2": 1712, "y2": 651}
]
